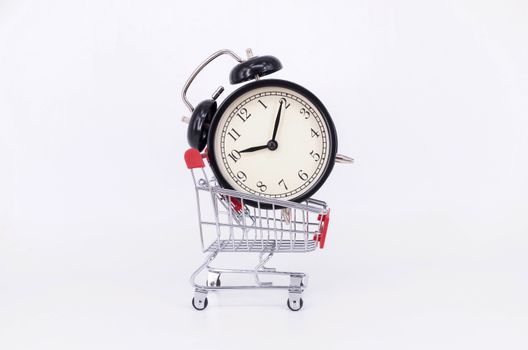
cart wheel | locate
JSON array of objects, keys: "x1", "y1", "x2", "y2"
[
  {"x1": 192, "y1": 297, "x2": 208, "y2": 311},
  {"x1": 287, "y1": 298, "x2": 303, "y2": 311}
]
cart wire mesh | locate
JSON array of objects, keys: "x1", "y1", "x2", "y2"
[{"x1": 185, "y1": 148, "x2": 330, "y2": 254}]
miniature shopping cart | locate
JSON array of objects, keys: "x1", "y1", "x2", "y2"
[{"x1": 185, "y1": 148, "x2": 331, "y2": 311}]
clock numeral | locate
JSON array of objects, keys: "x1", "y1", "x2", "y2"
[
  {"x1": 300, "y1": 107, "x2": 311, "y2": 119},
  {"x1": 298, "y1": 170, "x2": 309, "y2": 181},
  {"x1": 228, "y1": 128, "x2": 241, "y2": 142},
  {"x1": 228, "y1": 150, "x2": 241, "y2": 163},
  {"x1": 279, "y1": 98, "x2": 290, "y2": 109},
  {"x1": 256, "y1": 181, "x2": 267, "y2": 192},
  {"x1": 258, "y1": 100, "x2": 268, "y2": 109},
  {"x1": 236, "y1": 171, "x2": 247, "y2": 182},
  {"x1": 310, "y1": 128, "x2": 320, "y2": 138},
  {"x1": 309, "y1": 150, "x2": 321, "y2": 162},
  {"x1": 236, "y1": 108, "x2": 251, "y2": 122},
  {"x1": 278, "y1": 179, "x2": 288, "y2": 190}
]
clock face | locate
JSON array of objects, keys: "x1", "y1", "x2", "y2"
[{"x1": 208, "y1": 79, "x2": 337, "y2": 203}]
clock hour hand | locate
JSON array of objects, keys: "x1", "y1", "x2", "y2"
[
  {"x1": 271, "y1": 100, "x2": 283, "y2": 141},
  {"x1": 239, "y1": 144, "x2": 269, "y2": 153}
]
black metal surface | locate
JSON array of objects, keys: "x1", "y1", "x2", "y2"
[
  {"x1": 187, "y1": 99, "x2": 217, "y2": 151},
  {"x1": 229, "y1": 55, "x2": 282, "y2": 84},
  {"x1": 207, "y1": 79, "x2": 338, "y2": 207}
]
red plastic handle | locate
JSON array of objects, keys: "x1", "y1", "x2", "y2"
[
  {"x1": 184, "y1": 148, "x2": 206, "y2": 169},
  {"x1": 230, "y1": 197, "x2": 242, "y2": 212},
  {"x1": 317, "y1": 209, "x2": 330, "y2": 249}
]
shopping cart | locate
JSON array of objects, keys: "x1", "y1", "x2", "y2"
[{"x1": 184, "y1": 148, "x2": 331, "y2": 311}]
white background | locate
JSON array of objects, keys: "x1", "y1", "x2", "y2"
[{"x1": 1, "y1": 0, "x2": 527, "y2": 349}]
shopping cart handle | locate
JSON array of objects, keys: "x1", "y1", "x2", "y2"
[
  {"x1": 184, "y1": 148, "x2": 206, "y2": 169},
  {"x1": 317, "y1": 209, "x2": 330, "y2": 249}
]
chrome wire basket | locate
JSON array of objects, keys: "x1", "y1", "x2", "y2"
[{"x1": 185, "y1": 148, "x2": 330, "y2": 311}]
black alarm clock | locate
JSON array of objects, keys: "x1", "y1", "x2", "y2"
[{"x1": 182, "y1": 49, "x2": 351, "y2": 204}]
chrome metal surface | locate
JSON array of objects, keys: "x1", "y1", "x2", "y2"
[
  {"x1": 246, "y1": 48, "x2": 254, "y2": 59},
  {"x1": 186, "y1": 150, "x2": 330, "y2": 310},
  {"x1": 335, "y1": 153, "x2": 354, "y2": 164},
  {"x1": 211, "y1": 86, "x2": 224, "y2": 100},
  {"x1": 205, "y1": 239, "x2": 318, "y2": 253},
  {"x1": 182, "y1": 49, "x2": 244, "y2": 113}
]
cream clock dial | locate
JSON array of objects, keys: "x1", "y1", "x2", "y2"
[{"x1": 207, "y1": 79, "x2": 337, "y2": 203}]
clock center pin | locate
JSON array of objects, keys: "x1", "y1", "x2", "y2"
[{"x1": 267, "y1": 140, "x2": 278, "y2": 151}]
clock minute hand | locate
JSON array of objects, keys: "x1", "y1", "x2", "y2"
[
  {"x1": 239, "y1": 144, "x2": 269, "y2": 153},
  {"x1": 271, "y1": 100, "x2": 283, "y2": 141}
]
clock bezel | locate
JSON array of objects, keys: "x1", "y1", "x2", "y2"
[{"x1": 206, "y1": 79, "x2": 338, "y2": 206}]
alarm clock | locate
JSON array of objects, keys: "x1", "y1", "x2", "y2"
[{"x1": 182, "y1": 49, "x2": 352, "y2": 204}]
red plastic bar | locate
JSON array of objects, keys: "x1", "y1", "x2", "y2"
[
  {"x1": 318, "y1": 210, "x2": 330, "y2": 249},
  {"x1": 184, "y1": 148, "x2": 205, "y2": 169}
]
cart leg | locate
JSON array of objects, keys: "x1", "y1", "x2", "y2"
[
  {"x1": 254, "y1": 252, "x2": 274, "y2": 286},
  {"x1": 192, "y1": 289, "x2": 209, "y2": 311},
  {"x1": 287, "y1": 274, "x2": 304, "y2": 311},
  {"x1": 190, "y1": 251, "x2": 218, "y2": 288}
]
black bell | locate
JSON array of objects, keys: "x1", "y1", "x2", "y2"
[
  {"x1": 230, "y1": 55, "x2": 282, "y2": 84},
  {"x1": 186, "y1": 99, "x2": 217, "y2": 151}
]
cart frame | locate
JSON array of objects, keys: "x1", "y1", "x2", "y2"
[{"x1": 185, "y1": 148, "x2": 330, "y2": 311}]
